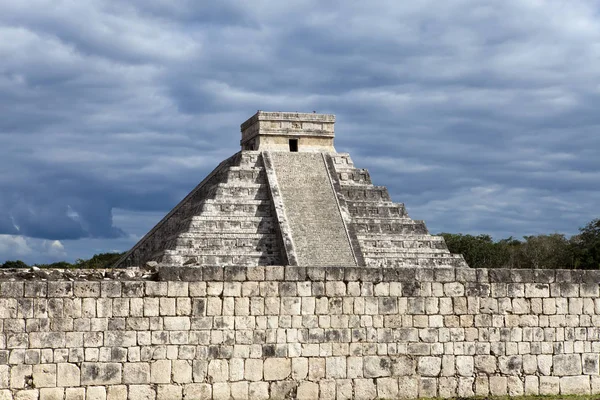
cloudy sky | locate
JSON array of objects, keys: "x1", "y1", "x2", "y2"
[{"x1": 1, "y1": 1, "x2": 599, "y2": 264}]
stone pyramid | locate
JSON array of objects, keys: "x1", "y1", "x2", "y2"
[{"x1": 117, "y1": 112, "x2": 467, "y2": 269}]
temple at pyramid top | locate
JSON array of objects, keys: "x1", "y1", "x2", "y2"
[
  {"x1": 117, "y1": 111, "x2": 467, "y2": 269},
  {"x1": 240, "y1": 111, "x2": 337, "y2": 152}
]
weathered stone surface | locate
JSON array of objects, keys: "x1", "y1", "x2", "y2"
[{"x1": 263, "y1": 358, "x2": 291, "y2": 381}]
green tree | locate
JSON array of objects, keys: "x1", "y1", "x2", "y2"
[
  {"x1": 1, "y1": 260, "x2": 29, "y2": 268},
  {"x1": 520, "y1": 234, "x2": 573, "y2": 269},
  {"x1": 572, "y1": 218, "x2": 600, "y2": 269}
]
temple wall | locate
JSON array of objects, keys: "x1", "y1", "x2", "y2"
[{"x1": 0, "y1": 266, "x2": 599, "y2": 399}]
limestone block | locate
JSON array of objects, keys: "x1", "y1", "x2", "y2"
[
  {"x1": 326, "y1": 356, "x2": 346, "y2": 379},
  {"x1": 561, "y1": 375, "x2": 591, "y2": 395},
  {"x1": 208, "y1": 360, "x2": 229, "y2": 383},
  {"x1": 455, "y1": 355, "x2": 473, "y2": 377},
  {"x1": 64, "y1": 387, "x2": 85, "y2": 400},
  {"x1": 297, "y1": 381, "x2": 319, "y2": 400},
  {"x1": 244, "y1": 359, "x2": 262, "y2": 381},
  {"x1": 377, "y1": 377, "x2": 398, "y2": 399},
  {"x1": 14, "y1": 390, "x2": 38, "y2": 400},
  {"x1": 498, "y1": 355, "x2": 522, "y2": 375},
  {"x1": 248, "y1": 382, "x2": 269, "y2": 400},
  {"x1": 86, "y1": 386, "x2": 106, "y2": 400},
  {"x1": 336, "y1": 379, "x2": 353, "y2": 400},
  {"x1": 524, "y1": 376, "x2": 539, "y2": 395},
  {"x1": 554, "y1": 354, "x2": 582, "y2": 375},
  {"x1": 33, "y1": 364, "x2": 57, "y2": 388},
  {"x1": 81, "y1": 363, "x2": 121, "y2": 385},
  {"x1": 156, "y1": 385, "x2": 182, "y2": 400},
  {"x1": 183, "y1": 384, "x2": 212, "y2": 399},
  {"x1": 106, "y1": 386, "x2": 127, "y2": 400},
  {"x1": 583, "y1": 353, "x2": 599, "y2": 374},
  {"x1": 39, "y1": 388, "x2": 64, "y2": 400},
  {"x1": 363, "y1": 356, "x2": 392, "y2": 378},
  {"x1": 57, "y1": 363, "x2": 80, "y2": 387},
  {"x1": 489, "y1": 376, "x2": 507, "y2": 396},
  {"x1": 355, "y1": 378, "x2": 377, "y2": 400},
  {"x1": 418, "y1": 356, "x2": 441, "y2": 377},
  {"x1": 292, "y1": 358, "x2": 308, "y2": 380},
  {"x1": 538, "y1": 376, "x2": 559, "y2": 395},
  {"x1": 439, "y1": 377, "x2": 458, "y2": 398},
  {"x1": 269, "y1": 381, "x2": 296, "y2": 400},
  {"x1": 129, "y1": 385, "x2": 155, "y2": 400},
  {"x1": 11, "y1": 365, "x2": 33, "y2": 389},
  {"x1": 122, "y1": 363, "x2": 150, "y2": 384},
  {"x1": 308, "y1": 358, "x2": 326, "y2": 381},
  {"x1": 263, "y1": 358, "x2": 291, "y2": 381},
  {"x1": 457, "y1": 377, "x2": 474, "y2": 398},
  {"x1": 508, "y1": 376, "x2": 524, "y2": 396},
  {"x1": 150, "y1": 360, "x2": 171, "y2": 384},
  {"x1": 397, "y1": 376, "x2": 419, "y2": 399},
  {"x1": 171, "y1": 360, "x2": 192, "y2": 384},
  {"x1": 419, "y1": 377, "x2": 437, "y2": 398},
  {"x1": 231, "y1": 381, "x2": 249, "y2": 400}
]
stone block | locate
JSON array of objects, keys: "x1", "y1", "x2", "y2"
[
  {"x1": 33, "y1": 364, "x2": 57, "y2": 388},
  {"x1": 172, "y1": 360, "x2": 192, "y2": 384},
  {"x1": 106, "y1": 386, "x2": 127, "y2": 400},
  {"x1": 269, "y1": 381, "x2": 296, "y2": 400},
  {"x1": 263, "y1": 358, "x2": 291, "y2": 381},
  {"x1": 183, "y1": 384, "x2": 211, "y2": 399},
  {"x1": 86, "y1": 386, "x2": 106, "y2": 400},
  {"x1": 418, "y1": 356, "x2": 441, "y2": 377},
  {"x1": 297, "y1": 381, "x2": 319, "y2": 400},
  {"x1": 207, "y1": 360, "x2": 229, "y2": 383},
  {"x1": 156, "y1": 385, "x2": 182, "y2": 400},
  {"x1": 248, "y1": 382, "x2": 269, "y2": 400},
  {"x1": 377, "y1": 377, "x2": 398, "y2": 399},
  {"x1": 363, "y1": 356, "x2": 392, "y2": 378},
  {"x1": 554, "y1": 354, "x2": 582, "y2": 375},
  {"x1": 419, "y1": 377, "x2": 437, "y2": 398},
  {"x1": 539, "y1": 376, "x2": 560, "y2": 395},
  {"x1": 489, "y1": 376, "x2": 507, "y2": 396},
  {"x1": 150, "y1": 360, "x2": 171, "y2": 384},
  {"x1": 129, "y1": 385, "x2": 156, "y2": 400},
  {"x1": 455, "y1": 355, "x2": 473, "y2": 377},
  {"x1": 57, "y1": 363, "x2": 80, "y2": 387},
  {"x1": 122, "y1": 363, "x2": 150, "y2": 384},
  {"x1": 65, "y1": 387, "x2": 86, "y2": 400},
  {"x1": 355, "y1": 378, "x2": 377, "y2": 400},
  {"x1": 325, "y1": 356, "x2": 346, "y2": 379},
  {"x1": 561, "y1": 375, "x2": 591, "y2": 395},
  {"x1": 81, "y1": 363, "x2": 122, "y2": 385},
  {"x1": 39, "y1": 388, "x2": 64, "y2": 400}
]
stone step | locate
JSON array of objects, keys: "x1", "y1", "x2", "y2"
[
  {"x1": 359, "y1": 238, "x2": 449, "y2": 250},
  {"x1": 173, "y1": 235, "x2": 280, "y2": 251},
  {"x1": 224, "y1": 167, "x2": 267, "y2": 184},
  {"x1": 207, "y1": 183, "x2": 270, "y2": 200},
  {"x1": 330, "y1": 153, "x2": 355, "y2": 169},
  {"x1": 186, "y1": 217, "x2": 278, "y2": 234},
  {"x1": 347, "y1": 203, "x2": 407, "y2": 218},
  {"x1": 353, "y1": 220, "x2": 428, "y2": 234},
  {"x1": 362, "y1": 248, "x2": 451, "y2": 256},
  {"x1": 337, "y1": 169, "x2": 371, "y2": 185},
  {"x1": 235, "y1": 151, "x2": 263, "y2": 167},
  {"x1": 195, "y1": 199, "x2": 272, "y2": 216},
  {"x1": 340, "y1": 186, "x2": 391, "y2": 201}
]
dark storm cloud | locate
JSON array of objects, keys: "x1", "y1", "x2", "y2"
[{"x1": 1, "y1": 0, "x2": 600, "y2": 263}]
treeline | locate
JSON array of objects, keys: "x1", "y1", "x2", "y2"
[
  {"x1": 441, "y1": 218, "x2": 600, "y2": 269},
  {"x1": 1, "y1": 252, "x2": 126, "y2": 269}
]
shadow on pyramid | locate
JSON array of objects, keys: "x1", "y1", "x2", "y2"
[{"x1": 117, "y1": 112, "x2": 467, "y2": 269}]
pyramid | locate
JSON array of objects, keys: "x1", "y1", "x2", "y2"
[{"x1": 117, "y1": 112, "x2": 467, "y2": 269}]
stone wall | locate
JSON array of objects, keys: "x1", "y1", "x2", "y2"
[{"x1": 0, "y1": 266, "x2": 599, "y2": 399}]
